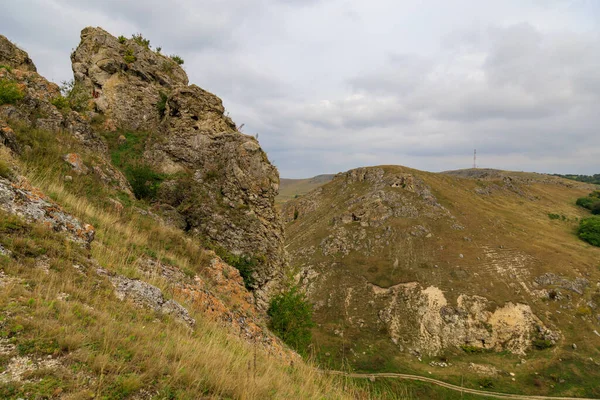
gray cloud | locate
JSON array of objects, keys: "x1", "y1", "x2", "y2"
[{"x1": 2, "y1": 0, "x2": 600, "y2": 177}]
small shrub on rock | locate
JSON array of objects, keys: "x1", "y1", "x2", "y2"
[
  {"x1": 118, "y1": 35, "x2": 127, "y2": 44},
  {"x1": 131, "y1": 33, "x2": 150, "y2": 48},
  {"x1": 532, "y1": 338, "x2": 553, "y2": 350},
  {"x1": 170, "y1": 55, "x2": 184, "y2": 65},
  {"x1": 0, "y1": 79, "x2": 24, "y2": 105},
  {"x1": 268, "y1": 287, "x2": 315, "y2": 355},
  {"x1": 124, "y1": 49, "x2": 136, "y2": 64}
]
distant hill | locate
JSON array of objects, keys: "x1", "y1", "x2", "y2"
[
  {"x1": 282, "y1": 165, "x2": 600, "y2": 398},
  {"x1": 553, "y1": 173, "x2": 600, "y2": 185},
  {"x1": 277, "y1": 174, "x2": 335, "y2": 204}
]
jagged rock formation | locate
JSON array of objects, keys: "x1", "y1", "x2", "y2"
[
  {"x1": 71, "y1": 27, "x2": 188, "y2": 132},
  {"x1": 0, "y1": 34, "x2": 36, "y2": 72},
  {"x1": 71, "y1": 27, "x2": 286, "y2": 304},
  {"x1": 284, "y1": 165, "x2": 600, "y2": 366}
]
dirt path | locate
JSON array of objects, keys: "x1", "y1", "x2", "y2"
[{"x1": 324, "y1": 370, "x2": 598, "y2": 400}]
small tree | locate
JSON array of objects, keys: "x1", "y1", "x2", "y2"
[
  {"x1": 268, "y1": 287, "x2": 315, "y2": 355},
  {"x1": 578, "y1": 217, "x2": 600, "y2": 247}
]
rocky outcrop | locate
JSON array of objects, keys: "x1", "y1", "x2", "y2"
[
  {"x1": 72, "y1": 27, "x2": 286, "y2": 305},
  {"x1": 71, "y1": 27, "x2": 188, "y2": 132},
  {"x1": 97, "y1": 267, "x2": 196, "y2": 327},
  {"x1": 0, "y1": 177, "x2": 95, "y2": 247},
  {"x1": 373, "y1": 283, "x2": 558, "y2": 356},
  {"x1": 0, "y1": 35, "x2": 36, "y2": 72}
]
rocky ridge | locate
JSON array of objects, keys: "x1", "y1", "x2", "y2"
[{"x1": 71, "y1": 27, "x2": 286, "y2": 305}]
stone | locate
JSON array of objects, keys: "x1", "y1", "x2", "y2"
[
  {"x1": 117, "y1": 134, "x2": 127, "y2": 145},
  {"x1": 572, "y1": 343, "x2": 577, "y2": 350},
  {"x1": 103, "y1": 270, "x2": 195, "y2": 327},
  {"x1": 64, "y1": 175, "x2": 73, "y2": 182},
  {"x1": 0, "y1": 177, "x2": 94, "y2": 247},
  {"x1": 63, "y1": 153, "x2": 89, "y2": 175}
]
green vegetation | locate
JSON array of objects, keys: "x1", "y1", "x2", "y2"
[
  {"x1": 0, "y1": 158, "x2": 13, "y2": 180},
  {"x1": 131, "y1": 33, "x2": 150, "y2": 48},
  {"x1": 155, "y1": 46, "x2": 162, "y2": 54},
  {"x1": 532, "y1": 339, "x2": 554, "y2": 350},
  {"x1": 118, "y1": 35, "x2": 127, "y2": 44},
  {"x1": 0, "y1": 78, "x2": 24, "y2": 105},
  {"x1": 555, "y1": 173, "x2": 600, "y2": 185},
  {"x1": 124, "y1": 48, "x2": 136, "y2": 64},
  {"x1": 58, "y1": 79, "x2": 90, "y2": 112},
  {"x1": 578, "y1": 217, "x2": 600, "y2": 247},
  {"x1": 460, "y1": 345, "x2": 486, "y2": 354},
  {"x1": 213, "y1": 246, "x2": 259, "y2": 290},
  {"x1": 0, "y1": 64, "x2": 13, "y2": 72},
  {"x1": 268, "y1": 287, "x2": 315, "y2": 355},
  {"x1": 576, "y1": 192, "x2": 600, "y2": 214},
  {"x1": 170, "y1": 55, "x2": 184, "y2": 65},
  {"x1": 100, "y1": 130, "x2": 165, "y2": 201},
  {"x1": 156, "y1": 91, "x2": 168, "y2": 117}
]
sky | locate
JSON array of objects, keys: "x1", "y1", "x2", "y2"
[{"x1": 3, "y1": 0, "x2": 600, "y2": 178}]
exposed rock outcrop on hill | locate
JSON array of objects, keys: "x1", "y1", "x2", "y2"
[
  {"x1": 71, "y1": 27, "x2": 286, "y2": 304},
  {"x1": 0, "y1": 34, "x2": 36, "y2": 72},
  {"x1": 284, "y1": 165, "x2": 600, "y2": 366}
]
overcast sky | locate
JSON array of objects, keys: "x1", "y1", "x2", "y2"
[{"x1": 3, "y1": 0, "x2": 600, "y2": 177}]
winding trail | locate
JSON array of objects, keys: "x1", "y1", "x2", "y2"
[{"x1": 323, "y1": 370, "x2": 598, "y2": 400}]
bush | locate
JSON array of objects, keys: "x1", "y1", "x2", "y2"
[
  {"x1": 532, "y1": 339, "x2": 553, "y2": 350},
  {"x1": 460, "y1": 345, "x2": 485, "y2": 354},
  {"x1": 118, "y1": 35, "x2": 127, "y2": 44},
  {"x1": 131, "y1": 33, "x2": 150, "y2": 49},
  {"x1": 126, "y1": 164, "x2": 164, "y2": 201},
  {"x1": 548, "y1": 213, "x2": 561, "y2": 220},
  {"x1": 59, "y1": 80, "x2": 90, "y2": 112},
  {"x1": 213, "y1": 247, "x2": 258, "y2": 290},
  {"x1": 156, "y1": 92, "x2": 168, "y2": 117},
  {"x1": 124, "y1": 49, "x2": 136, "y2": 64},
  {"x1": 50, "y1": 95, "x2": 69, "y2": 110},
  {"x1": 0, "y1": 79, "x2": 24, "y2": 105},
  {"x1": 268, "y1": 287, "x2": 315, "y2": 355},
  {"x1": 578, "y1": 217, "x2": 600, "y2": 247},
  {"x1": 156, "y1": 47, "x2": 162, "y2": 54},
  {"x1": 592, "y1": 202, "x2": 600, "y2": 215},
  {"x1": 170, "y1": 55, "x2": 184, "y2": 65}
]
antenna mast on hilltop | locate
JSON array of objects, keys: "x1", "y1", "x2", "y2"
[{"x1": 473, "y1": 149, "x2": 477, "y2": 169}]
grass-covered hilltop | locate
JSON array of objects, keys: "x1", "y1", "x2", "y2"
[{"x1": 1, "y1": 27, "x2": 600, "y2": 400}]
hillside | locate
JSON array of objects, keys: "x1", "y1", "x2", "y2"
[
  {"x1": 277, "y1": 174, "x2": 335, "y2": 204},
  {"x1": 0, "y1": 30, "x2": 385, "y2": 399},
  {"x1": 282, "y1": 165, "x2": 600, "y2": 398}
]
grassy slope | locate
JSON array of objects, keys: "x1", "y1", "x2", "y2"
[
  {"x1": 277, "y1": 175, "x2": 335, "y2": 205},
  {"x1": 0, "y1": 125, "x2": 374, "y2": 399},
  {"x1": 284, "y1": 165, "x2": 600, "y2": 398}
]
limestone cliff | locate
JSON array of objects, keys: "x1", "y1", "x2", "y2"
[{"x1": 71, "y1": 27, "x2": 285, "y2": 304}]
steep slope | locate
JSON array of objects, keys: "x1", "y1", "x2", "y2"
[
  {"x1": 0, "y1": 32, "x2": 376, "y2": 400},
  {"x1": 278, "y1": 174, "x2": 335, "y2": 204},
  {"x1": 71, "y1": 27, "x2": 286, "y2": 305},
  {"x1": 283, "y1": 165, "x2": 600, "y2": 397}
]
